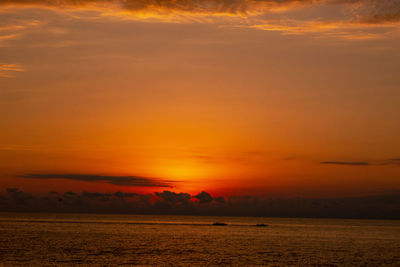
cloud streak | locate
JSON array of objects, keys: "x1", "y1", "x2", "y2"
[
  {"x1": 17, "y1": 173, "x2": 173, "y2": 187},
  {"x1": 320, "y1": 161, "x2": 371, "y2": 166},
  {"x1": 0, "y1": 63, "x2": 24, "y2": 78},
  {"x1": 320, "y1": 158, "x2": 400, "y2": 166},
  {"x1": 380, "y1": 159, "x2": 400, "y2": 166}
]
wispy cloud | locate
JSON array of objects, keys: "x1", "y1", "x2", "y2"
[
  {"x1": 320, "y1": 161, "x2": 370, "y2": 166},
  {"x1": 0, "y1": 33, "x2": 19, "y2": 43},
  {"x1": 0, "y1": 63, "x2": 24, "y2": 78},
  {"x1": 0, "y1": 19, "x2": 42, "y2": 46},
  {"x1": 380, "y1": 159, "x2": 400, "y2": 166},
  {"x1": 17, "y1": 173, "x2": 173, "y2": 187},
  {"x1": 249, "y1": 19, "x2": 398, "y2": 40},
  {"x1": 0, "y1": 145, "x2": 33, "y2": 151},
  {"x1": 321, "y1": 158, "x2": 400, "y2": 166}
]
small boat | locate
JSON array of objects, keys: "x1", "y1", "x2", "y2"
[
  {"x1": 255, "y1": 224, "x2": 268, "y2": 227},
  {"x1": 212, "y1": 222, "x2": 228, "y2": 226}
]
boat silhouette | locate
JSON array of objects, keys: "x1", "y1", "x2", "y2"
[{"x1": 212, "y1": 222, "x2": 228, "y2": 226}]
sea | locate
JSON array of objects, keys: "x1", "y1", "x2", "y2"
[{"x1": 0, "y1": 213, "x2": 399, "y2": 266}]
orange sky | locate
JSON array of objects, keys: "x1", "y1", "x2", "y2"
[{"x1": 1, "y1": 0, "x2": 400, "y2": 197}]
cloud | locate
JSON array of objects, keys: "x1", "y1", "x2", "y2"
[
  {"x1": 114, "y1": 191, "x2": 141, "y2": 198},
  {"x1": 0, "y1": 0, "x2": 396, "y2": 23},
  {"x1": 214, "y1": 196, "x2": 225, "y2": 203},
  {"x1": 354, "y1": 0, "x2": 400, "y2": 24},
  {"x1": 0, "y1": 18, "x2": 42, "y2": 47},
  {"x1": 0, "y1": 63, "x2": 24, "y2": 78},
  {"x1": 320, "y1": 158, "x2": 400, "y2": 166},
  {"x1": 320, "y1": 161, "x2": 370, "y2": 166},
  {"x1": 155, "y1": 191, "x2": 191, "y2": 204},
  {"x1": 82, "y1": 191, "x2": 112, "y2": 198},
  {"x1": 0, "y1": 0, "x2": 314, "y2": 15},
  {"x1": 17, "y1": 173, "x2": 173, "y2": 187},
  {"x1": 0, "y1": 0, "x2": 399, "y2": 38},
  {"x1": 5, "y1": 188, "x2": 32, "y2": 205},
  {"x1": 380, "y1": 159, "x2": 400, "y2": 166},
  {"x1": 1, "y1": 188, "x2": 399, "y2": 219},
  {"x1": 0, "y1": 145, "x2": 33, "y2": 151},
  {"x1": 193, "y1": 190, "x2": 213, "y2": 204}
]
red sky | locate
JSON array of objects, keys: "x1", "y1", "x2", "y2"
[{"x1": 1, "y1": 0, "x2": 400, "y2": 198}]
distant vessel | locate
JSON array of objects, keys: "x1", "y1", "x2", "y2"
[
  {"x1": 255, "y1": 224, "x2": 268, "y2": 227},
  {"x1": 212, "y1": 222, "x2": 228, "y2": 226}
]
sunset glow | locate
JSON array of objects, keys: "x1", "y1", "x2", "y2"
[{"x1": 1, "y1": 0, "x2": 400, "y2": 199}]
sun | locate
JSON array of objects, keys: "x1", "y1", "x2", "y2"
[{"x1": 150, "y1": 157, "x2": 219, "y2": 183}]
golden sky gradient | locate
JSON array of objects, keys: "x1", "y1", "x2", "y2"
[{"x1": 1, "y1": 0, "x2": 400, "y2": 197}]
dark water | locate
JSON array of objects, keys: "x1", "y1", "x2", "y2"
[{"x1": 0, "y1": 213, "x2": 399, "y2": 266}]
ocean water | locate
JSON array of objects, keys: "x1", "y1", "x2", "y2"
[{"x1": 0, "y1": 213, "x2": 399, "y2": 266}]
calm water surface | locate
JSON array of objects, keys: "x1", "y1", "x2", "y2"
[{"x1": 0, "y1": 213, "x2": 399, "y2": 266}]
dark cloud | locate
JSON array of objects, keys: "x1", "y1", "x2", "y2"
[
  {"x1": 82, "y1": 191, "x2": 113, "y2": 202},
  {"x1": 114, "y1": 191, "x2": 140, "y2": 198},
  {"x1": 320, "y1": 158, "x2": 400, "y2": 166},
  {"x1": 82, "y1": 191, "x2": 112, "y2": 198},
  {"x1": 155, "y1": 191, "x2": 191, "y2": 205},
  {"x1": 6, "y1": 188, "x2": 19, "y2": 193},
  {"x1": 320, "y1": 161, "x2": 370, "y2": 166},
  {"x1": 0, "y1": 188, "x2": 399, "y2": 219},
  {"x1": 17, "y1": 173, "x2": 173, "y2": 187},
  {"x1": 0, "y1": 195, "x2": 8, "y2": 202},
  {"x1": 355, "y1": 0, "x2": 400, "y2": 24},
  {"x1": 380, "y1": 159, "x2": 400, "y2": 166},
  {"x1": 6, "y1": 187, "x2": 32, "y2": 205},
  {"x1": 214, "y1": 196, "x2": 225, "y2": 203},
  {"x1": 193, "y1": 191, "x2": 213, "y2": 204}
]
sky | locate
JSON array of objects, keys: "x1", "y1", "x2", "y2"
[{"x1": 1, "y1": 0, "x2": 400, "y2": 201}]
